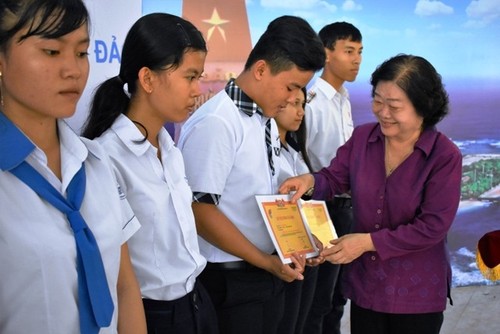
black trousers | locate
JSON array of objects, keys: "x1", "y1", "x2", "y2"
[
  {"x1": 304, "y1": 197, "x2": 353, "y2": 334},
  {"x1": 350, "y1": 302, "x2": 444, "y2": 334},
  {"x1": 142, "y1": 281, "x2": 219, "y2": 334},
  {"x1": 200, "y1": 261, "x2": 285, "y2": 334},
  {"x1": 277, "y1": 265, "x2": 319, "y2": 334}
]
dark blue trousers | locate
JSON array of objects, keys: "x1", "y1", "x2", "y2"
[
  {"x1": 350, "y1": 302, "x2": 444, "y2": 334},
  {"x1": 199, "y1": 263, "x2": 285, "y2": 334},
  {"x1": 303, "y1": 198, "x2": 353, "y2": 334},
  {"x1": 278, "y1": 265, "x2": 319, "y2": 334},
  {"x1": 143, "y1": 281, "x2": 218, "y2": 334}
]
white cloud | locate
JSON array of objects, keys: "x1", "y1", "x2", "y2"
[
  {"x1": 428, "y1": 23, "x2": 442, "y2": 30},
  {"x1": 466, "y1": 0, "x2": 500, "y2": 16},
  {"x1": 260, "y1": 0, "x2": 337, "y2": 12},
  {"x1": 465, "y1": 0, "x2": 500, "y2": 27},
  {"x1": 342, "y1": 0, "x2": 362, "y2": 11},
  {"x1": 318, "y1": 1, "x2": 338, "y2": 12},
  {"x1": 415, "y1": 0, "x2": 454, "y2": 16}
]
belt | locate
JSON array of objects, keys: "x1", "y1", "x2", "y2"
[
  {"x1": 328, "y1": 196, "x2": 352, "y2": 209},
  {"x1": 142, "y1": 281, "x2": 199, "y2": 311},
  {"x1": 205, "y1": 260, "x2": 260, "y2": 271}
]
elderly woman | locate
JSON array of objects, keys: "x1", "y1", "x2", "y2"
[{"x1": 280, "y1": 54, "x2": 462, "y2": 334}]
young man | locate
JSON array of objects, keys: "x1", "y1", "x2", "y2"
[
  {"x1": 303, "y1": 22, "x2": 363, "y2": 334},
  {"x1": 178, "y1": 15, "x2": 325, "y2": 334}
]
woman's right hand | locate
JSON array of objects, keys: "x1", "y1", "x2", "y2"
[{"x1": 278, "y1": 173, "x2": 315, "y2": 203}]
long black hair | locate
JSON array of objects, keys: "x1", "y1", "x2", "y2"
[
  {"x1": 82, "y1": 13, "x2": 206, "y2": 139},
  {"x1": 286, "y1": 87, "x2": 314, "y2": 173}
]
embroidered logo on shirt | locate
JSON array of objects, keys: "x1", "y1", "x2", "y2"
[{"x1": 117, "y1": 183, "x2": 126, "y2": 200}]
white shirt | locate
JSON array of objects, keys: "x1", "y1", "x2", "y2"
[
  {"x1": 178, "y1": 90, "x2": 282, "y2": 263},
  {"x1": 277, "y1": 143, "x2": 310, "y2": 185},
  {"x1": 306, "y1": 77, "x2": 354, "y2": 171},
  {"x1": 0, "y1": 119, "x2": 140, "y2": 334},
  {"x1": 96, "y1": 114, "x2": 206, "y2": 300}
]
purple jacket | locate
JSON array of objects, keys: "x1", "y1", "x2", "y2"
[{"x1": 313, "y1": 122, "x2": 462, "y2": 313}]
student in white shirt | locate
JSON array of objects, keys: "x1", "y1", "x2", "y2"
[
  {"x1": 178, "y1": 16, "x2": 325, "y2": 334},
  {"x1": 82, "y1": 13, "x2": 218, "y2": 334},
  {"x1": 275, "y1": 87, "x2": 323, "y2": 334},
  {"x1": 276, "y1": 88, "x2": 313, "y2": 185},
  {"x1": 0, "y1": 1, "x2": 146, "y2": 333},
  {"x1": 304, "y1": 21, "x2": 363, "y2": 334}
]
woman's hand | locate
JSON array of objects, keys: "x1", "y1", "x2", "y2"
[
  {"x1": 279, "y1": 173, "x2": 315, "y2": 203},
  {"x1": 320, "y1": 233, "x2": 375, "y2": 264}
]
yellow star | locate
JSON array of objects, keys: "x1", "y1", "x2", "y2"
[{"x1": 203, "y1": 8, "x2": 229, "y2": 42}]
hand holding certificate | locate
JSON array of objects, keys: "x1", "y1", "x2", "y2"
[{"x1": 256, "y1": 194, "x2": 321, "y2": 264}]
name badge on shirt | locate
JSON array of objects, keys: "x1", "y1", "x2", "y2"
[{"x1": 273, "y1": 135, "x2": 281, "y2": 157}]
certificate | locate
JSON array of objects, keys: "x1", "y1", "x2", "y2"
[
  {"x1": 255, "y1": 194, "x2": 319, "y2": 264},
  {"x1": 299, "y1": 199, "x2": 337, "y2": 248}
]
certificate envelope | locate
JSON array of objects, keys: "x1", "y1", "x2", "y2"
[
  {"x1": 299, "y1": 199, "x2": 337, "y2": 248},
  {"x1": 255, "y1": 194, "x2": 319, "y2": 264}
]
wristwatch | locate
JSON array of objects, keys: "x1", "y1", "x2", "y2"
[{"x1": 304, "y1": 187, "x2": 314, "y2": 197}]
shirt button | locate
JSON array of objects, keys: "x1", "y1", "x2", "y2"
[
  {"x1": 375, "y1": 224, "x2": 380, "y2": 229},
  {"x1": 371, "y1": 256, "x2": 376, "y2": 261},
  {"x1": 377, "y1": 209, "x2": 382, "y2": 214}
]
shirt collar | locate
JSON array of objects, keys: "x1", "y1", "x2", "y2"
[
  {"x1": 111, "y1": 114, "x2": 151, "y2": 156},
  {"x1": 0, "y1": 111, "x2": 88, "y2": 171},
  {"x1": 58, "y1": 118, "x2": 88, "y2": 163},
  {"x1": 225, "y1": 78, "x2": 263, "y2": 117},
  {"x1": 369, "y1": 123, "x2": 439, "y2": 157},
  {"x1": 314, "y1": 77, "x2": 349, "y2": 100},
  {"x1": 0, "y1": 111, "x2": 35, "y2": 170},
  {"x1": 415, "y1": 126, "x2": 440, "y2": 157}
]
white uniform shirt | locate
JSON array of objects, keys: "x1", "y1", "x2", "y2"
[
  {"x1": 277, "y1": 144, "x2": 310, "y2": 186},
  {"x1": 0, "y1": 119, "x2": 140, "y2": 334},
  {"x1": 178, "y1": 89, "x2": 282, "y2": 263},
  {"x1": 96, "y1": 114, "x2": 206, "y2": 300},
  {"x1": 306, "y1": 77, "x2": 354, "y2": 171}
]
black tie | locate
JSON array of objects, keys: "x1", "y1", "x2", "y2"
[{"x1": 264, "y1": 118, "x2": 275, "y2": 176}]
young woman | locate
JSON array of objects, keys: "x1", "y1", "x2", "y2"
[
  {"x1": 274, "y1": 87, "x2": 321, "y2": 334},
  {"x1": 0, "y1": 1, "x2": 146, "y2": 333},
  {"x1": 82, "y1": 13, "x2": 218, "y2": 334},
  {"x1": 275, "y1": 87, "x2": 314, "y2": 185}
]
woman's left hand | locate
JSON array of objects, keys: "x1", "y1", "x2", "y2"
[{"x1": 320, "y1": 233, "x2": 374, "y2": 264}]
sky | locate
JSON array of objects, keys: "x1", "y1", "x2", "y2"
[{"x1": 143, "y1": 0, "x2": 500, "y2": 82}]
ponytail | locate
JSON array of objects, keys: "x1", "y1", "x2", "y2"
[{"x1": 82, "y1": 76, "x2": 130, "y2": 139}]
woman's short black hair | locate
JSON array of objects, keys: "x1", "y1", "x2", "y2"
[{"x1": 370, "y1": 54, "x2": 449, "y2": 128}]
